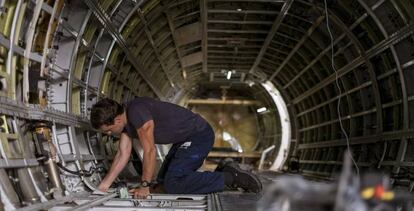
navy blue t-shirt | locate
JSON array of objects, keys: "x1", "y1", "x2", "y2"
[{"x1": 122, "y1": 97, "x2": 208, "y2": 144}]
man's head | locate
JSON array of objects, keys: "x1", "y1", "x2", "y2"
[{"x1": 90, "y1": 98, "x2": 125, "y2": 136}]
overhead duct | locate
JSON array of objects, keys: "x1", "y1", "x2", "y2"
[{"x1": 187, "y1": 99, "x2": 260, "y2": 105}]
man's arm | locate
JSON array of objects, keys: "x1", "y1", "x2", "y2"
[
  {"x1": 137, "y1": 120, "x2": 157, "y2": 182},
  {"x1": 98, "y1": 133, "x2": 132, "y2": 192},
  {"x1": 129, "y1": 120, "x2": 156, "y2": 198}
]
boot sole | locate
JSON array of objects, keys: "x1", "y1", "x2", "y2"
[{"x1": 223, "y1": 163, "x2": 263, "y2": 193}]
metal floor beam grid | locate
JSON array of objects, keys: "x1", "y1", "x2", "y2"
[{"x1": 48, "y1": 193, "x2": 218, "y2": 211}]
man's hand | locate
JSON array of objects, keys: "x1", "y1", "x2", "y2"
[
  {"x1": 97, "y1": 182, "x2": 111, "y2": 192},
  {"x1": 129, "y1": 187, "x2": 150, "y2": 199}
]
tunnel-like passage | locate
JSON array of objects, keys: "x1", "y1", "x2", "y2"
[{"x1": 0, "y1": 0, "x2": 413, "y2": 210}]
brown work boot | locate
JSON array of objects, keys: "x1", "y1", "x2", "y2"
[{"x1": 222, "y1": 162, "x2": 262, "y2": 193}]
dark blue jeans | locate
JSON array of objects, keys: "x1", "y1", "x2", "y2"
[{"x1": 156, "y1": 124, "x2": 224, "y2": 194}]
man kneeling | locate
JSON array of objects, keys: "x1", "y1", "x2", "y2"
[{"x1": 90, "y1": 97, "x2": 262, "y2": 198}]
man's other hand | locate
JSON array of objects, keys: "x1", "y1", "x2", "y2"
[
  {"x1": 97, "y1": 182, "x2": 110, "y2": 192},
  {"x1": 129, "y1": 187, "x2": 150, "y2": 199}
]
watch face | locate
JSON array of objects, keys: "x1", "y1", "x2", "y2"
[{"x1": 141, "y1": 181, "x2": 149, "y2": 187}]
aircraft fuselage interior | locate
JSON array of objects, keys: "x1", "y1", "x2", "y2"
[{"x1": 0, "y1": 0, "x2": 413, "y2": 210}]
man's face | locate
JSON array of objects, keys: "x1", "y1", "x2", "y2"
[{"x1": 99, "y1": 117, "x2": 124, "y2": 136}]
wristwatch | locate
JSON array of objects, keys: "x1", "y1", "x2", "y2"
[{"x1": 140, "y1": 180, "x2": 151, "y2": 187}]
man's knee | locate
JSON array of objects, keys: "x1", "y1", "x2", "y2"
[
  {"x1": 164, "y1": 179, "x2": 184, "y2": 194},
  {"x1": 164, "y1": 174, "x2": 186, "y2": 194}
]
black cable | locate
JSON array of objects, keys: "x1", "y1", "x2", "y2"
[
  {"x1": 56, "y1": 162, "x2": 94, "y2": 177},
  {"x1": 36, "y1": 137, "x2": 103, "y2": 177}
]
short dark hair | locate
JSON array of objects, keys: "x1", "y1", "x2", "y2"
[{"x1": 90, "y1": 98, "x2": 124, "y2": 129}]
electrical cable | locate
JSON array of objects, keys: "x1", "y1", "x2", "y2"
[
  {"x1": 56, "y1": 162, "x2": 103, "y2": 177},
  {"x1": 378, "y1": 142, "x2": 387, "y2": 169},
  {"x1": 323, "y1": 0, "x2": 360, "y2": 176}
]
